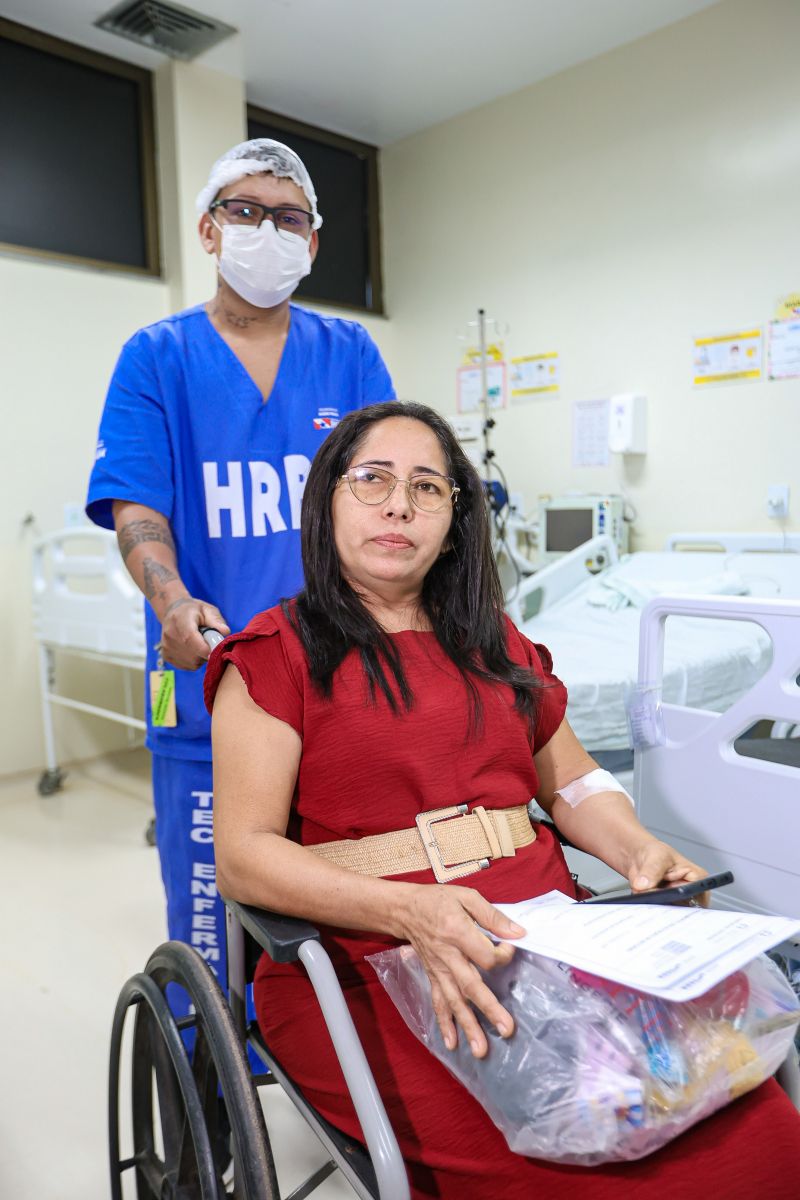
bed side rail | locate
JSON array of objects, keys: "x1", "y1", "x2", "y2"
[
  {"x1": 664, "y1": 531, "x2": 800, "y2": 553},
  {"x1": 32, "y1": 527, "x2": 145, "y2": 658},
  {"x1": 634, "y1": 593, "x2": 800, "y2": 923},
  {"x1": 505, "y1": 534, "x2": 619, "y2": 625}
]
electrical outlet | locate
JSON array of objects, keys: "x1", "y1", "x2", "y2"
[
  {"x1": 509, "y1": 491, "x2": 525, "y2": 514},
  {"x1": 766, "y1": 484, "x2": 790, "y2": 519}
]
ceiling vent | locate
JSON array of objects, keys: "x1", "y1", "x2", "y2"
[{"x1": 95, "y1": 0, "x2": 237, "y2": 61}]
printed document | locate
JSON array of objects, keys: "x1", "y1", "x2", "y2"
[{"x1": 494, "y1": 891, "x2": 800, "y2": 1001}]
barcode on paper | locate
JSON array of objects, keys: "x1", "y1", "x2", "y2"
[{"x1": 661, "y1": 940, "x2": 690, "y2": 955}]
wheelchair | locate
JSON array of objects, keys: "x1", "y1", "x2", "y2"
[
  {"x1": 108, "y1": 620, "x2": 800, "y2": 1196},
  {"x1": 109, "y1": 875, "x2": 800, "y2": 1200},
  {"x1": 108, "y1": 899, "x2": 410, "y2": 1199}
]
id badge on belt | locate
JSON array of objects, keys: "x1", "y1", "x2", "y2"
[{"x1": 150, "y1": 644, "x2": 177, "y2": 727}]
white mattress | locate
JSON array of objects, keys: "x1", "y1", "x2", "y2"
[{"x1": 520, "y1": 551, "x2": 800, "y2": 751}]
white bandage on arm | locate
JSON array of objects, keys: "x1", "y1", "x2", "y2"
[{"x1": 554, "y1": 767, "x2": 634, "y2": 809}]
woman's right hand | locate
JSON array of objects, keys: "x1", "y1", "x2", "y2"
[{"x1": 396, "y1": 884, "x2": 526, "y2": 1058}]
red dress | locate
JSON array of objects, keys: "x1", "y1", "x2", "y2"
[{"x1": 205, "y1": 606, "x2": 800, "y2": 1199}]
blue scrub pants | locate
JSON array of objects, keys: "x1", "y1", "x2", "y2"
[{"x1": 151, "y1": 753, "x2": 261, "y2": 1068}]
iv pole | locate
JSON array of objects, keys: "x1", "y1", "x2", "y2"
[
  {"x1": 476, "y1": 307, "x2": 498, "y2": 522},
  {"x1": 477, "y1": 307, "x2": 490, "y2": 474},
  {"x1": 474, "y1": 308, "x2": 529, "y2": 593}
]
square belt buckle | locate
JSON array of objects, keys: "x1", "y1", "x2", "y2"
[{"x1": 414, "y1": 804, "x2": 490, "y2": 884}]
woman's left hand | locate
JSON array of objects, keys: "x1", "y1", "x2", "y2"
[{"x1": 626, "y1": 839, "x2": 710, "y2": 905}]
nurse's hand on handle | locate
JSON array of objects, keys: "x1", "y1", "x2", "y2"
[
  {"x1": 159, "y1": 597, "x2": 230, "y2": 669},
  {"x1": 396, "y1": 884, "x2": 526, "y2": 1059},
  {"x1": 112, "y1": 500, "x2": 230, "y2": 669}
]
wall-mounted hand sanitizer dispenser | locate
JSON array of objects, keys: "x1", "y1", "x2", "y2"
[{"x1": 608, "y1": 393, "x2": 647, "y2": 455}]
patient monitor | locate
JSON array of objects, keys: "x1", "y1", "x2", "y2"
[{"x1": 539, "y1": 494, "x2": 628, "y2": 563}]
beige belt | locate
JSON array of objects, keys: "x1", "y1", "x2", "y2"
[{"x1": 307, "y1": 803, "x2": 536, "y2": 883}]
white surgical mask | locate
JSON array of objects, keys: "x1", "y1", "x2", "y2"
[{"x1": 213, "y1": 218, "x2": 312, "y2": 308}]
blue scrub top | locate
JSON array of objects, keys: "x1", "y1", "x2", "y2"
[{"x1": 86, "y1": 302, "x2": 395, "y2": 760}]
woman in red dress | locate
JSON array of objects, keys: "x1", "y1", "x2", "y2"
[{"x1": 206, "y1": 401, "x2": 800, "y2": 1198}]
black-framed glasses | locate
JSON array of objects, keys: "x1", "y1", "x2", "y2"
[
  {"x1": 209, "y1": 198, "x2": 314, "y2": 239},
  {"x1": 339, "y1": 467, "x2": 459, "y2": 513}
]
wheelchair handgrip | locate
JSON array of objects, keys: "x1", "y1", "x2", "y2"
[
  {"x1": 200, "y1": 625, "x2": 226, "y2": 651},
  {"x1": 228, "y1": 900, "x2": 322, "y2": 964}
]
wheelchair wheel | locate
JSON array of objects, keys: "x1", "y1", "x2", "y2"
[{"x1": 109, "y1": 941, "x2": 278, "y2": 1199}]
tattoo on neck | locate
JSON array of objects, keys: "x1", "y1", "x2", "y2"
[
  {"x1": 118, "y1": 519, "x2": 175, "y2": 563},
  {"x1": 226, "y1": 306, "x2": 259, "y2": 328},
  {"x1": 209, "y1": 291, "x2": 281, "y2": 330},
  {"x1": 142, "y1": 557, "x2": 178, "y2": 602}
]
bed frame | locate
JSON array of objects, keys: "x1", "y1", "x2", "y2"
[
  {"x1": 30, "y1": 526, "x2": 799, "y2": 803},
  {"x1": 664, "y1": 532, "x2": 800, "y2": 553},
  {"x1": 506, "y1": 529, "x2": 800, "y2": 626},
  {"x1": 634, "y1": 592, "x2": 800, "y2": 936},
  {"x1": 31, "y1": 527, "x2": 145, "y2": 795},
  {"x1": 504, "y1": 534, "x2": 619, "y2": 625}
]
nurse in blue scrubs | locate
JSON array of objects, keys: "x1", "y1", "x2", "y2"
[{"x1": 86, "y1": 139, "x2": 395, "y2": 998}]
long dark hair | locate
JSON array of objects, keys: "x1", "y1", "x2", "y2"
[{"x1": 285, "y1": 401, "x2": 541, "y2": 724}]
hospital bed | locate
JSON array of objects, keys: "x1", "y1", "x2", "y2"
[
  {"x1": 506, "y1": 531, "x2": 800, "y2": 766},
  {"x1": 31, "y1": 527, "x2": 145, "y2": 795},
  {"x1": 566, "y1": 588, "x2": 800, "y2": 1109}
]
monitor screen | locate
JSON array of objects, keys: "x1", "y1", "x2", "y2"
[{"x1": 545, "y1": 507, "x2": 594, "y2": 552}]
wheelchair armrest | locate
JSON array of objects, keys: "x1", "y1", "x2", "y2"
[{"x1": 226, "y1": 900, "x2": 321, "y2": 964}]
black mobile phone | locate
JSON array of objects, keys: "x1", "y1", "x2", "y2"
[{"x1": 581, "y1": 870, "x2": 735, "y2": 905}]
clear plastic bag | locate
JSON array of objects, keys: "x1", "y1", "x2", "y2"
[{"x1": 367, "y1": 946, "x2": 800, "y2": 1165}]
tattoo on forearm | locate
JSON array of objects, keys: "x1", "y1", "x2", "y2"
[
  {"x1": 142, "y1": 557, "x2": 178, "y2": 601},
  {"x1": 118, "y1": 519, "x2": 175, "y2": 563}
]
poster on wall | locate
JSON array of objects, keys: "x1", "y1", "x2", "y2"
[
  {"x1": 768, "y1": 318, "x2": 800, "y2": 380},
  {"x1": 572, "y1": 397, "x2": 610, "y2": 467},
  {"x1": 461, "y1": 341, "x2": 505, "y2": 366},
  {"x1": 775, "y1": 292, "x2": 800, "y2": 320},
  {"x1": 457, "y1": 363, "x2": 507, "y2": 413},
  {"x1": 692, "y1": 329, "x2": 762, "y2": 385},
  {"x1": 510, "y1": 352, "x2": 560, "y2": 398}
]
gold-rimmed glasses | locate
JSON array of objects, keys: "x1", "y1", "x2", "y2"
[{"x1": 339, "y1": 467, "x2": 459, "y2": 513}]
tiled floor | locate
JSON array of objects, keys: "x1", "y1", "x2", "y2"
[{"x1": 0, "y1": 749, "x2": 355, "y2": 1199}]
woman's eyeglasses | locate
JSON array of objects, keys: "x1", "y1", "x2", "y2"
[{"x1": 339, "y1": 467, "x2": 459, "y2": 513}]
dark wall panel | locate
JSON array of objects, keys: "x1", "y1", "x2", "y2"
[
  {"x1": 0, "y1": 31, "x2": 152, "y2": 270},
  {"x1": 248, "y1": 115, "x2": 377, "y2": 312}
]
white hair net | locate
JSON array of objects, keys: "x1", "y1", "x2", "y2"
[{"x1": 195, "y1": 138, "x2": 322, "y2": 229}]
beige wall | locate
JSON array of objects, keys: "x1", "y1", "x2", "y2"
[
  {"x1": 1, "y1": 56, "x2": 393, "y2": 778},
  {"x1": 2, "y1": 252, "x2": 171, "y2": 777},
  {"x1": 6, "y1": 0, "x2": 794, "y2": 777},
  {"x1": 380, "y1": 0, "x2": 800, "y2": 548}
]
